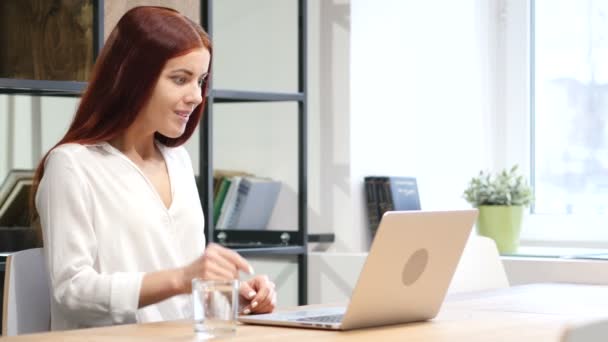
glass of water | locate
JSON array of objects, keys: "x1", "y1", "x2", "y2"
[{"x1": 192, "y1": 279, "x2": 239, "y2": 336}]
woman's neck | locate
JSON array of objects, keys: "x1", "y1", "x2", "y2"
[{"x1": 108, "y1": 132, "x2": 158, "y2": 162}]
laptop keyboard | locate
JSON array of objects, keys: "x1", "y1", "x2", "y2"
[{"x1": 295, "y1": 314, "x2": 344, "y2": 323}]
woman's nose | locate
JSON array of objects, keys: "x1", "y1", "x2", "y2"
[{"x1": 185, "y1": 83, "x2": 203, "y2": 106}]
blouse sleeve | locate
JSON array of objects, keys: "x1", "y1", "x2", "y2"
[{"x1": 36, "y1": 148, "x2": 144, "y2": 326}]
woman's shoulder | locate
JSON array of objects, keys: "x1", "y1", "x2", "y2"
[
  {"x1": 50, "y1": 142, "x2": 89, "y2": 154},
  {"x1": 46, "y1": 143, "x2": 107, "y2": 167},
  {"x1": 158, "y1": 143, "x2": 193, "y2": 164}
]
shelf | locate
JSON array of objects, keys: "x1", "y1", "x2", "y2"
[
  {"x1": 231, "y1": 245, "x2": 306, "y2": 256},
  {"x1": 201, "y1": 0, "x2": 309, "y2": 305},
  {"x1": 213, "y1": 229, "x2": 304, "y2": 246},
  {"x1": 308, "y1": 233, "x2": 335, "y2": 243},
  {"x1": 0, "y1": 78, "x2": 85, "y2": 96},
  {"x1": 211, "y1": 89, "x2": 304, "y2": 102}
]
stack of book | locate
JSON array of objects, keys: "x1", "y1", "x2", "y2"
[
  {"x1": 0, "y1": 169, "x2": 35, "y2": 227},
  {"x1": 213, "y1": 170, "x2": 282, "y2": 230},
  {"x1": 364, "y1": 176, "x2": 421, "y2": 234}
]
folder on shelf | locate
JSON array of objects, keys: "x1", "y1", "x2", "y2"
[
  {"x1": 213, "y1": 177, "x2": 232, "y2": 225},
  {"x1": 216, "y1": 176, "x2": 243, "y2": 229},
  {"x1": 0, "y1": 169, "x2": 35, "y2": 227},
  {"x1": 225, "y1": 177, "x2": 282, "y2": 230}
]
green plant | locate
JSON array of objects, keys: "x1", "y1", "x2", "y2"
[{"x1": 463, "y1": 165, "x2": 533, "y2": 207}]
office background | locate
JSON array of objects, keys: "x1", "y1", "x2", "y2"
[{"x1": 3, "y1": 0, "x2": 608, "y2": 307}]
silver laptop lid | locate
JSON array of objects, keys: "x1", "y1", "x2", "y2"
[
  {"x1": 340, "y1": 209, "x2": 477, "y2": 330},
  {"x1": 239, "y1": 209, "x2": 477, "y2": 330}
]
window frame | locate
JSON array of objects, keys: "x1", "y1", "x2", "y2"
[{"x1": 504, "y1": 0, "x2": 608, "y2": 248}]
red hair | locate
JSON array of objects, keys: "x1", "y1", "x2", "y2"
[{"x1": 30, "y1": 6, "x2": 212, "y2": 232}]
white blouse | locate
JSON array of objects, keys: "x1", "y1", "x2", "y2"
[{"x1": 36, "y1": 142, "x2": 205, "y2": 330}]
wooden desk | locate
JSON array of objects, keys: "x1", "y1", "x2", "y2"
[{"x1": 2, "y1": 283, "x2": 608, "y2": 341}]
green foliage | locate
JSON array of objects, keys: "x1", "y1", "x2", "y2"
[{"x1": 463, "y1": 165, "x2": 533, "y2": 207}]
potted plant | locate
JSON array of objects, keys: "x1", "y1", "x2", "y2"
[{"x1": 463, "y1": 165, "x2": 533, "y2": 254}]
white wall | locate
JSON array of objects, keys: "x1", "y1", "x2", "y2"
[
  {"x1": 39, "y1": 97, "x2": 78, "y2": 152},
  {"x1": 306, "y1": 0, "x2": 352, "y2": 249},
  {"x1": 345, "y1": 0, "x2": 496, "y2": 251},
  {"x1": 0, "y1": 95, "x2": 77, "y2": 183},
  {"x1": 10, "y1": 97, "x2": 34, "y2": 169}
]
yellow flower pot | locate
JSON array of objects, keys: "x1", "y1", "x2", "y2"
[{"x1": 476, "y1": 205, "x2": 524, "y2": 254}]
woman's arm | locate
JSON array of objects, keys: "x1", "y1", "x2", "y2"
[
  {"x1": 38, "y1": 149, "x2": 143, "y2": 326},
  {"x1": 138, "y1": 243, "x2": 252, "y2": 308},
  {"x1": 138, "y1": 269, "x2": 184, "y2": 307}
]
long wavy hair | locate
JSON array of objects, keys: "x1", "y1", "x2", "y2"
[{"x1": 30, "y1": 6, "x2": 212, "y2": 238}]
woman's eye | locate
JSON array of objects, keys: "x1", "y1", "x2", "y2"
[
  {"x1": 173, "y1": 77, "x2": 187, "y2": 85},
  {"x1": 198, "y1": 77, "x2": 206, "y2": 87}
]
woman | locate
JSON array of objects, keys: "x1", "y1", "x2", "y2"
[{"x1": 32, "y1": 6, "x2": 275, "y2": 330}]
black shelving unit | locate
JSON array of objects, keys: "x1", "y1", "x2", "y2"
[
  {"x1": 199, "y1": 0, "x2": 309, "y2": 305},
  {"x1": 0, "y1": 0, "x2": 311, "y2": 306}
]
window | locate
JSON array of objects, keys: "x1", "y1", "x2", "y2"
[{"x1": 506, "y1": 0, "x2": 608, "y2": 247}]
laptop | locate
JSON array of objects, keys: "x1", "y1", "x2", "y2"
[{"x1": 239, "y1": 209, "x2": 478, "y2": 330}]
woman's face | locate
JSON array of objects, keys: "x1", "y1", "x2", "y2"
[{"x1": 138, "y1": 47, "x2": 211, "y2": 139}]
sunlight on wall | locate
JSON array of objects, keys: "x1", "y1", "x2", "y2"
[{"x1": 349, "y1": 0, "x2": 495, "y2": 250}]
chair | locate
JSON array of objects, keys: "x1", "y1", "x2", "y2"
[
  {"x1": 447, "y1": 235, "x2": 510, "y2": 294},
  {"x1": 561, "y1": 319, "x2": 608, "y2": 342},
  {"x1": 2, "y1": 248, "x2": 50, "y2": 336}
]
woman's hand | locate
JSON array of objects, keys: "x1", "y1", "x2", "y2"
[
  {"x1": 179, "y1": 243, "x2": 253, "y2": 293},
  {"x1": 239, "y1": 275, "x2": 276, "y2": 314}
]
